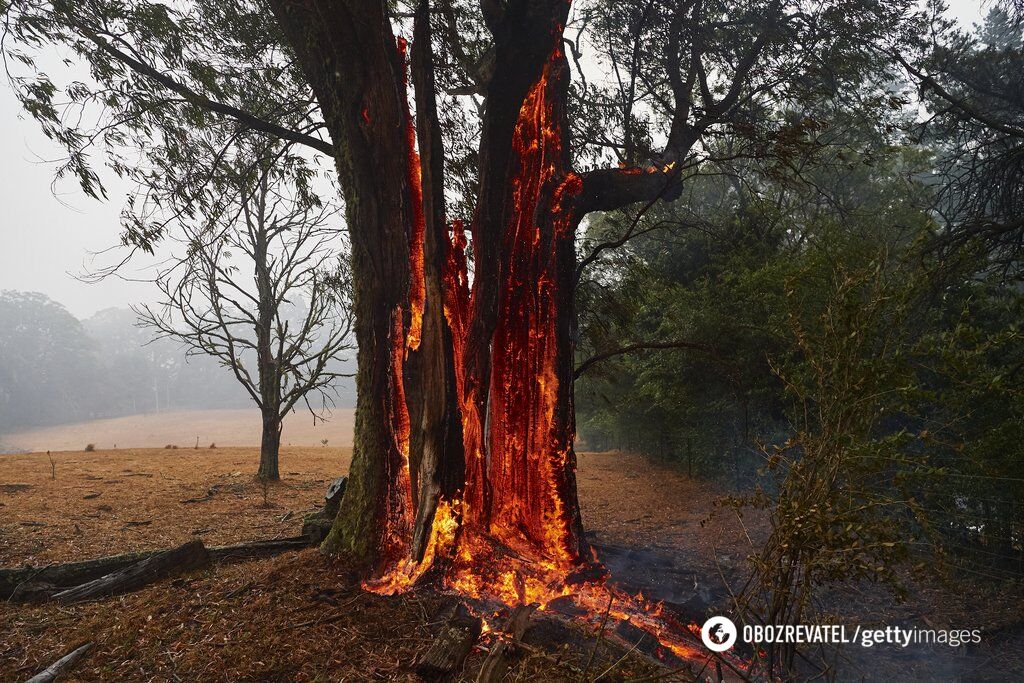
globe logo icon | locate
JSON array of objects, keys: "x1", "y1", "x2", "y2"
[{"x1": 701, "y1": 616, "x2": 738, "y2": 652}]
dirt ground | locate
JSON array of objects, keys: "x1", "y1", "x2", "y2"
[
  {"x1": 1, "y1": 550, "x2": 669, "y2": 682},
  {"x1": 2, "y1": 447, "x2": 1023, "y2": 681},
  {"x1": 0, "y1": 447, "x2": 734, "y2": 682},
  {"x1": 0, "y1": 446, "x2": 351, "y2": 565},
  {"x1": 0, "y1": 447, "x2": 749, "y2": 569}
]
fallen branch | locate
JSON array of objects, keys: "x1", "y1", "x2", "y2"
[
  {"x1": 477, "y1": 603, "x2": 537, "y2": 683},
  {"x1": 3, "y1": 535, "x2": 314, "y2": 602},
  {"x1": 25, "y1": 642, "x2": 92, "y2": 683},
  {"x1": 208, "y1": 536, "x2": 310, "y2": 562},
  {"x1": 53, "y1": 540, "x2": 210, "y2": 604}
]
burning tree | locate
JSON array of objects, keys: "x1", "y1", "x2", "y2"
[
  {"x1": 136, "y1": 143, "x2": 354, "y2": 480},
  {"x1": 2, "y1": 0, "x2": 916, "y2": 610}
]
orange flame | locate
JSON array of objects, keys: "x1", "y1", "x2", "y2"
[
  {"x1": 366, "y1": 30, "x2": 721, "y2": 679},
  {"x1": 397, "y1": 36, "x2": 425, "y2": 352}
]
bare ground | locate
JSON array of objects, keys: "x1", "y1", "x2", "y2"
[
  {"x1": 0, "y1": 446, "x2": 351, "y2": 565},
  {"x1": 0, "y1": 446, "x2": 732, "y2": 682},
  {"x1": 2, "y1": 445, "x2": 1022, "y2": 680}
]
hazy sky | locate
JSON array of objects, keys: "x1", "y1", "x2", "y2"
[{"x1": 0, "y1": 1, "x2": 987, "y2": 319}]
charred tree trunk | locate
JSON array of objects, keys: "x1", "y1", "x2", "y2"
[
  {"x1": 454, "y1": 8, "x2": 587, "y2": 566},
  {"x1": 408, "y1": 0, "x2": 466, "y2": 562},
  {"x1": 267, "y1": 0, "x2": 692, "y2": 588},
  {"x1": 270, "y1": 0, "x2": 592, "y2": 582}
]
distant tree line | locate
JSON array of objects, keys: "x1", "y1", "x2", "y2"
[{"x1": 0, "y1": 290, "x2": 356, "y2": 434}]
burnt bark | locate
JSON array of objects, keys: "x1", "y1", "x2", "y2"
[
  {"x1": 476, "y1": 604, "x2": 536, "y2": 682},
  {"x1": 409, "y1": 0, "x2": 466, "y2": 562},
  {"x1": 454, "y1": 7, "x2": 587, "y2": 564},
  {"x1": 414, "y1": 603, "x2": 482, "y2": 680},
  {"x1": 268, "y1": 0, "x2": 608, "y2": 576},
  {"x1": 460, "y1": 1, "x2": 576, "y2": 525},
  {"x1": 270, "y1": 0, "x2": 418, "y2": 568}
]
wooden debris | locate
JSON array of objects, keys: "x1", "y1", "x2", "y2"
[
  {"x1": 1, "y1": 535, "x2": 315, "y2": 601},
  {"x1": 476, "y1": 603, "x2": 537, "y2": 683},
  {"x1": 1, "y1": 549, "x2": 158, "y2": 600},
  {"x1": 208, "y1": 536, "x2": 310, "y2": 563},
  {"x1": 415, "y1": 602, "x2": 482, "y2": 681},
  {"x1": 25, "y1": 642, "x2": 92, "y2": 683},
  {"x1": 323, "y1": 475, "x2": 347, "y2": 517},
  {"x1": 53, "y1": 540, "x2": 211, "y2": 604},
  {"x1": 180, "y1": 483, "x2": 228, "y2": 504}
]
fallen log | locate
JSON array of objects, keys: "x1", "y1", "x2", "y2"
[
  {"x1": 476, "y1": 604, "x2": 537, "y2": 683},
  {"x1": 2, "y1": 550, "x2": 156, "y2": 601},
  {"x1": 208, "y1": 536, "x2": 310, "y2": 562},
  {"x1": 2, "y1": 535, "x2": 314, "y2": 601},
  {"x1": 52, "y1": 539, "x2": 210, "y2": 604},
  {"x1": 25, "y1": 642, "x2": 92, "y2": 683},
  {"x1": 415, "y1": 602, "x2": 482, "y2": 681}
]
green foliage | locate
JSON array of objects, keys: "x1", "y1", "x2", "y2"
[
  {"x1": 1, "y1": 0, "x2": 329, "y2": 251},
  {"x1": 575, "y1": 99, "x2": 1024, "y2": 670}
]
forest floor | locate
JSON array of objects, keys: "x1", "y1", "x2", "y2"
[{"x1": 1, "y1": 446, "x2": 1023, "y2": 680}]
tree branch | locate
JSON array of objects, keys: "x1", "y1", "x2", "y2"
[
  {"x1": 893, "y1": 50, "x2": 1024, "y2": 139},
  {"x1": 574, "y1": 340, "x2": 721, "y2": 380},
  {"x1": 67, "y1": 17, "x2": 334, "y2": 156}
]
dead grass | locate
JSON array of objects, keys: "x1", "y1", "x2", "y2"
[
  {"x1": 0, "y1": 447, "x2": 750, "y2": 570},
  {"x1": 0, "y1": 447, "x2": 742, "y2": 682},
  {"x1": 0, "y1": 408, "x2": 356, "y2": 453},
  {"x1": 0, "y1": 446, "x2": 350, "y2": 566},
  {"x1": 0, "y1": 550, "x2": 667, "y2": 682},
  {"x1": 3, "y1": 447, "x2": 1019, "y2": 681}
]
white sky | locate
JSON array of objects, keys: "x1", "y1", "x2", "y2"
[{"x1": 0, "y1": 1, "x2": 987, "y2": 319}]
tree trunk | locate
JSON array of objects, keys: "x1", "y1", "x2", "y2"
[
  {"x1": 258, "y1": 411, "x2": 282, "y2": 481},
  {"x1": 408, "y1": 0, "x2": 466, "y2": 562},
  {"x1": 270, "y1": 0, "x2": 420, "y2": 570},
  {"x1": 269, "y1": 0, "x2": 592, "y2": 584},
  {"x1": 253, "y1": 174, "x2": 282, "y2": 483},
  {"x1": 468, "y1": 46, "x2": 586, "y2": 563}
]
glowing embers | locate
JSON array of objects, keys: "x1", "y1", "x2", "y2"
[
  {"x1": 482, "y1": 46, "x2": 581, "y2": 567},
  {"x1": 365, "y1": 498, "x2": 460, "y2": 595},
  {"x1": 397, "y1": 36, "x2": 426, "y2": 352},
  {"x1": 375, "y1": 306, "x2": 415, "y2": 576},
  {"x1": 443, "y1": 542, "x2": 720, "y2": 672}
]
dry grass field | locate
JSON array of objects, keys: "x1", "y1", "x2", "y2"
[
  {"x1": 0, "y1": 408, "x2": 356, "y2": 453},
  {"x1": 0, "y1": 444, "x2": 746, "y2": 681},
  {"x1": 0, "y1": 446, "x2": 351, "y2": 565},
  {"x1": 0, "y1": 444, "x2": 743, "y2": 570},
  {"x1": 2, "y1": 429, "x2": 1022, "y2": 680}
]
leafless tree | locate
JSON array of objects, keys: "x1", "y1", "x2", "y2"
[{"x1": 137, "y1": 145, "x2": 354, "y2": 480}]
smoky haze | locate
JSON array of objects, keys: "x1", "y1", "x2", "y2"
[
  {"x1": 0, "y1": 291, "x2": 356, "y2": 442},
  {"x1": 0, "y1": 0, "x2": 982, "y2": 436}
]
